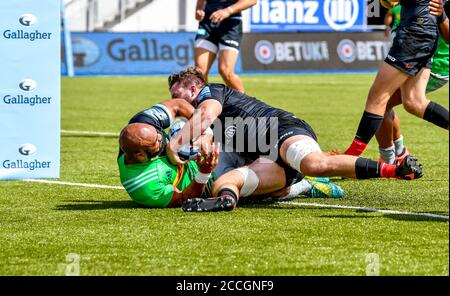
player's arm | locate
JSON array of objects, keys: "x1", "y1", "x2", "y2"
[
  {"x1": 129, "y1": 99, "x2": 195, "y2": 133},
  {"x1": 209, "y1": 0, "x2": 257, "y2": 23},
  {"x1": 160, "y1": 98, "x2": 196, "y2": 120},
  {"x1": 167, "y1": 99, "x2": 223, "y2": 165},
  {"x1": 429, "y1": 0, "x2": 449, "y2": 43},
  {"x1": 384, "y1": 10, "x2": 393, "y2": 37},
  {"x1": 195, "y1": 0, "x2": 206, "y2": 21},
  {"x1": 167, "y1": 143, "x2": 220, "y2": 207}
]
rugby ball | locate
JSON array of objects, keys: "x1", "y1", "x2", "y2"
[{"x1": 169, "y1": 117, "x2": 200, "y2": 161}]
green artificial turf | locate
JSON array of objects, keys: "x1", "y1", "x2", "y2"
[{"x1": 0, "y1": 74, "x2": 448, "y2": 275}]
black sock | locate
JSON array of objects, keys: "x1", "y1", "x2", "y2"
[
  {"x1": 355, "y1": 111, "x2": 384, "y2": 143},
  {"x1": 423, "y1": 101, "x2": 449, "y2": 129},
  {"x1": 355, "y1": 157, "x2": 381, "y2": 179},
  {"x1": 217, "y1": 188, "x2": 238, "y2": 201}
]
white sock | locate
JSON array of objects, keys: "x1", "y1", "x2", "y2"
[
  {"x1": 379, "y1": 145, "x2": 396, "y2": 164},
  {"x1": 394, "y1": 135, "x2": 404, "y2": 156},
  {"x1": 281, "y1": 179, "x2": 312, "y2": 198}
]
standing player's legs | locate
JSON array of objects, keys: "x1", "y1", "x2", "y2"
[
  {"x1": 375, "y1": 90, "x2": 406, "y2": 164},
  {"x1": 280, "y1": 135, "x2": 423, "y2": 180},
  {"x1": 344, "y1": 62, "x2": 409, "y2": 156},
  {"x1": 194, "y1": 44, "x2": 217, "y2": 81},
  {"x1": 218, "y1": 47, "x2": 244, "y2": 92},
  {"x1": 401, "y1": 67, "x2": 449, "y2": 129}
]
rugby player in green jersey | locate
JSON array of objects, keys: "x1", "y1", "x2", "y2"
[
  {"x1": 375, "y1": 0, "x2": 449, "y2": 164},
  {"x1": 118, "y1": 99, "x2": 345, "y2": 211},
  {"x1": 118, "y1": 122, "x2": 220, "y2": 208}
]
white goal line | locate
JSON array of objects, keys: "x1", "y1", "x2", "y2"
[{"x1": 22, "y1": 179, "x2": 449, "y2": 220}]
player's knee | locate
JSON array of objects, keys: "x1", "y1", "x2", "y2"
[
  {"x1": 300, "y1": 156, "x2": 330, "y2": 177},
  {"x1": 402, "y1": 97, "x2": 427, "y2": 116},
  {"x1": 284, "y1": 138, "x2": 322, "y2": 174},
  {"x1": 218, "y1": 65, "x2": 234, "y2": 81}
]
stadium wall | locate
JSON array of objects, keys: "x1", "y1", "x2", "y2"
[{"x1": 61, "y1": 31, "x2": 389, "y2": 76}]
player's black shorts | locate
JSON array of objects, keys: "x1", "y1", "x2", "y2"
[
  {"x1": 195, "y1": 16, "x2": 243, "y2": 52},
  {"x1": 275, "y1": 117, "x2": 318, "y2": 185},
  {"x1": 385, "y1": 23, "x2": 439, "y2": 76},
  {"x1": 241, "y1": 116, "x2": 318, "y2": 186}
]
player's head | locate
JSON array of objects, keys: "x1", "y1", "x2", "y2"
[
  {"x1": 168, "y1": 66, "x2": 207, "y2": 103},
  {"x1": 119, "y1": 123, "x2": 166, "y2": 163}
]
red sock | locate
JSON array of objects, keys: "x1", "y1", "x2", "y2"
[
  {"x1": 380, "y1": 163, "x2": 396, "y2": 178},
  {"x1": 344, "y1": 139, "x2": 368, "y2": 156}
]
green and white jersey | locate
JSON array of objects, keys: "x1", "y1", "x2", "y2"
[
  {"x1": 431, "y1": 36, "x2": 449, "y2": 77},
  {"x1": 118, "y1": 155, "x2": 213, "y2": 208},
  {"x1": 390, "y1": 5, "x2": 402, "y2": 32}
]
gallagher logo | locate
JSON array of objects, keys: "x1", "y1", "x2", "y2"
[
  {"x1": 254, "y1": 40, "x2": 275, "y2": 65},
  {"x1": 337, "y1": 39, "x2": 356, "y2": 63},
  {"x1": 19, "y1": 14, "x2": 37, "y2": 27},
  {"x1": 324, "y1": 0, "x2": 359, "y2": 31},
  {"x1": 72, "y1": 36, "x2": 101, "y2": 67},
  {"x1": 18, "y1": 143, "x2": 37, "y2": 156},
  {"x1": 19, "y1": 79, "x2": 37, "y2": 91}
]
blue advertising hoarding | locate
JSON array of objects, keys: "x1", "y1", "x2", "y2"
[
  {"x1": 250, "y1": 0, "x2": 367, "y2": 32},
  {"x1": 0, "y1": 0, "x2": 60, "y2": 180},
  {"x1": 62, "y1": 32, "x2": 242, "y2": 76}
]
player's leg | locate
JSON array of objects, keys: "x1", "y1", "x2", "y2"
[
  {"x1": 401, "y1": 67, "x2": 449, "y2": 130},
  {"x1": 217, "y1": 48, "x2": 244, "y2": 92},
  {"x1": 375, "y1": 89, "x2": 402, "y2": 164},
  {"x1": 194, "y1": 45, "x2": 217, "y2": 81},
  {"x1": 217, "y1": 17, "x2": 244, "y2": 92},
  {"x1": 280, "y1": 135, "x2": 423, "y2": 180},
  {"x1": 344, "y1": 62, "x2": 409, "y2": 156},
  {"x1": 183, "y1": 158, "x2": 287, "y2": 212}
]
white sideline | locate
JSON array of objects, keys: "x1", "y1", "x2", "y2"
[
  {"x1": 23, "y1": 179, "x2": 124, "y2": 190},
  {"x1": 279, "y1": 201, "x2": 449, "y2": 220},
  {"x1": 61, "y1": 130, "x2": 119, "y2": 136},
  {"x1": 20, "y1": 179, "x2": 449, "y2": 220}
]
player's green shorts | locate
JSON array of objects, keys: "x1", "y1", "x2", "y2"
[{"x1": 426, "y1": 72, "x2": 449, "y2": 93}]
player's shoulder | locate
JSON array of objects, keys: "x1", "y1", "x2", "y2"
[{"x1": 197, "y1": 83, "x2": 226, "y2": 103}]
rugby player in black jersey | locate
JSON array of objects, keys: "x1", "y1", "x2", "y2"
[
  {"x1": 165, "y1": 67, "x2": 423, "y2": 209},
  {"x1": 343, "y1": 0, "x2": 449, "y2": 158},
  {"x1": 194, "y1": 0, "x2": 256, "y2": 92}
]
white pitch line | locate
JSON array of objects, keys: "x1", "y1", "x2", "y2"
[
  {"x1": 61, "y1": 130, "x2": 119, "y2": 137},
  {"x1": 278, "y1": 201, "x2": 449, "y2": 220},
  {"x1": 18, "y1": 179, "x2": 450, "y2": 220},
  {"x1": 22, "y1": 179, "x2": 124, "y2": 190}
]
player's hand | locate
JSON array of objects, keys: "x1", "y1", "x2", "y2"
[
  {"x1": 197, "y1": 142, "x2": 220, "y2": 174},
  {"x1": 429, "y1": 0, "x2": 444, "y2": 16},
  {"x1": 166, "y1": 141, "x2": 187, "y2": 166},
  {"x1": 209, "y1": 8, "x2": 231, "y2": 24},
  {"x1": 196, "y1": 9, "x2": 205, "y2": 21}
]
